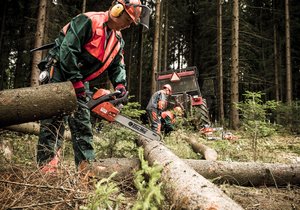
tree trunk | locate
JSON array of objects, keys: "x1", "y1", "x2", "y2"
[
  {"x1": 230, "y1": 0, "x2": 240, "y2": 130},
  {"x1": 273, "y1": 0, "x2": 280, "y2": 102},
  {"x1": 31, "y1": 0, "x2": 47, "y2": 87},
  {"x1": 163, "y1": 0, "x2": 168, "y2": 71},
  {"x1": 182, "y1": 135, "x2": 218, "y2": 161},
  {"x1": 136, "y1": 137, "x2": 244, "y2": 210},
  {"x1": 217, "y1": 0, "x2": 224, "y2": 125},
  {"x1": 137, "y1": 27, "x2": 144, "y2": 104},
  {"x1": 0, "y1": 0, "x2": 8, "y2": 90},
  {"x1": 151, "y1": 0, "x2": 161, "y2": 95},
  {"x1": 285, "y1": 0, "x2": 292, "y2": 104},
  {"x1": 82, "y1": 0, "x2": 86, "y2": 13},
  {"x1": 0, "y1": 82, "x2": 77, "y2": 128}
]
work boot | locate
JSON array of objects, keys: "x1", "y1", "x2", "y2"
[{"x1": 40, "y1": 150, "x2": 61, "y2": 174}]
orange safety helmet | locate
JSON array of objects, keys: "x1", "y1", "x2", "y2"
[
  {"x1": 163, "y1": 84, "x2": 172, "y2": 94},
  {"x1": 111, "y1": 0, "x2": 151, "y2": 29}
]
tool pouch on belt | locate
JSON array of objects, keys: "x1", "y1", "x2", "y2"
[{"x1": 38, "y1": 55, "x2": 56, "y2": 84}]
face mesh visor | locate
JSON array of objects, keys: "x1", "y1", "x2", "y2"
[{"x1": 125, "y1": 4, "x2": 151, "y2": 29}]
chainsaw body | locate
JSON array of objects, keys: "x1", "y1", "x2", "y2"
[{"x1": 86, "y1": 89, "x2": 161, "y2": 141}]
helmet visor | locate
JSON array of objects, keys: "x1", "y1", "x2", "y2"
[
  {"x1": 125, "y1": 4, "x2": 151, "y2": 29},
  {"x1": 139, "y1": 5, "x2": 151, "y2": 29}
]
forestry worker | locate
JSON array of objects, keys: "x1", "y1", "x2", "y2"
[
  {"x1": 36, "y1": 0, "x2": 151, "y2": 173},
  {"x1": 146, "y1": 84, "x2": 172, "y2": 134}
]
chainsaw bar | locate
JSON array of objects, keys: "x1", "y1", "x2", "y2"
[{"x1": 115, "y1": 114, "x2": 162, "y2": 141}]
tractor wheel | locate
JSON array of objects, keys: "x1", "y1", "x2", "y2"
[{"x1": 191, "y1": 99, "x2": 211, "y2": 130}]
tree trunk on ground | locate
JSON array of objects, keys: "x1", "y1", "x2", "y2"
[
  {"x1": 5, "y1": 122, "x2": 72, "y2": 140},
  {"x1": 91, "y1": 158, "x2": 300, "y2": 187},
  {"x1": 0, "y1": 82, "x2": 77, "y2": 128},
  {"x1": 136, "y1": 136, "x2": 244, "y2": 210},
  {"x1": 186, "y1": 159, "x2": 300, "y2": 187},
  {"x1": 182, "y1": 134, "x2": 218, "y2": 160}
]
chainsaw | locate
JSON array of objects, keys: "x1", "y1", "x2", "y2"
[{"x1": 83, "y1": 89, "x2": 161, "y2": 141}]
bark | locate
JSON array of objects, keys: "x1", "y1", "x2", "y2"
[
  {"x1": 92, "y1": 158, "x2": 300, "y2": 187},
  {"x1": 31, "y1": 0, "x2": 47, "y2": 87},
  {"x1": 182, "y1": 135, "x2": 218, "y2": 161},
  {"x1": 137, "y1": 27, "x2": 144, "y2": 103},
  {"x1": 5, "y1": 122, "x2": 72, "y2": 140},
  {"x1": 285, "y1": 0, "x2": 292, "y2": 104},
  {"x1": 136, "y1": 137, "x2": 244, "y2": 210},
  {"x1": 186, "y1": 159, "x2": 300, "y2": 187},
  {"x1": 93, "y1": 158, "x2": 140, "y2": 180},
  {"x1": 0, "y1": 82, "x2": 77, "y2": 128},
  {"x1": 151, "y1": 0, "x2": 161, "y2": 95},
  {"x1": 273, "y1": 0, "x2": 280, "y2": 102},
  {"x1": 230, "y1": 0, "x2": 240, "y2": 129},
  {"x1": 163, "y1": 0, "x2": 168, "y2": 71},
  {"x1": 217, "y1": 0, "x2": 224, "y2": 125}
]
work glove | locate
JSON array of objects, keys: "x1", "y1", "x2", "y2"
[{"x1": 115, "y1": 84, "x2": 126, "y2": 98}]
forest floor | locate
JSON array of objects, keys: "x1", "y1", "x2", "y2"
[{"x1": 0, "y1": 127, "x2": 299, "y2": 210}]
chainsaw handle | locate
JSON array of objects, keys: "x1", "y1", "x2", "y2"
[
  {"x1": 110, "y1": 91, "x2": 129, "y2": 106},
  {"x1": 86, "y1": 91, "x2": 128, "y2": 110}
]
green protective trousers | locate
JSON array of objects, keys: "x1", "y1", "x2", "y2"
[{"x1": 37, "y1": 63, "x2": 95, "y2": 167}]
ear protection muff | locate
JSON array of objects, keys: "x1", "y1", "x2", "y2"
[
  {"x1": 111, "y1": 3, "x2": 124, "y2": 18},
  {"x1": 110, "y1": 0, "x2": 131, "y2": 18}
]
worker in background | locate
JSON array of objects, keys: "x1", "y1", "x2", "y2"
[
  {"x1": 161, "y1": 106, "x2": 183, "y2": 135},
  {"x1": 146, "y1": 84, "x2": 172, "y2": 134},
  {"x1": 36, "y1": 0, "x2": 151, "y2": 173}
]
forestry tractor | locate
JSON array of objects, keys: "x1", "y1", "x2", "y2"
[{"x1": 156, "y1": 66, "x2": 210, "y2": 129}]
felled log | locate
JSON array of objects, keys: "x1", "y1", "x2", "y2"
[
  {"x1": 186, "y1": 159, "x2": 300, "y2": 187},
  {"x1": 5, "y1": 122, "x2": 72, "y2": 140},
  {"x1": 92, "y1": 158, "x2": 300, "y2": 187},
  {"x1": 93, "y1": 158, "x2": 140, "y2": 180},
  {"x1": 182, "y1": 134, "x2": 218, "y2": 160},
  {"x1": 136, "y1": 136, "x2": 244, "y2": 210},
  {"x1": 0, "y1": 82, "x2": 77, "y2": 128}
]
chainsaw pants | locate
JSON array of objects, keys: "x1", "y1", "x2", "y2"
[
  {"x1": 146, "y1": 109, "x2": 161, "y2": 134},
  {"x1": 37, "y1": 64, "x2": 95, "y2": 167}
]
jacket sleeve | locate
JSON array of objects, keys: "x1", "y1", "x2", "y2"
[
  {"x1": 107, "y1": 37, "x2": 127, "y2": 88},
  {"x1": 59, "y1": 14, "x2": 92, "y2": 82}
]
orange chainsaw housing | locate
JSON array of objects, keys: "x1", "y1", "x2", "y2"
[{"x1": 92, "y1": 101, "x2": 120, "y2": 122}]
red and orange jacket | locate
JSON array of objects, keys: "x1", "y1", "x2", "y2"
[{"x1": 48, "y1": 11, "x2": 126, "y2": 90}]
